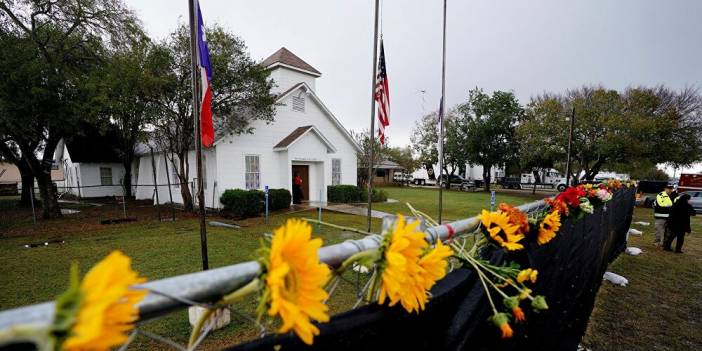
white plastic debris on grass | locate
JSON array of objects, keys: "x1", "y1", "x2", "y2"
[
  {"x1": 628, "y1": 228, "x2": 643, "y2": 236},
  {"x1": 634, "y1": 221, "x2": 650, "y2": 226},
  {"x1": 603, "y1": 272, "x2": 629, "y2": 286},
  {"x1": 625, "y1": 247, "x2": 643, "y2": 256},
  {"x1": 352, "y1": 262, "x2": 369, "y2": 274}
]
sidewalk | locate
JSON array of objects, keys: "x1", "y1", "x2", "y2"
[{"x1": 323, "y1": 203, "x2": 392, "y2": 219}]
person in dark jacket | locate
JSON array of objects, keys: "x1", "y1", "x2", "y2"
[{"x1": 664, "y1": 193, "x2": 696, "y2": 253}]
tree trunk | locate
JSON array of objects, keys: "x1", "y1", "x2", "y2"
[
  {"x1": 483, "y1": 165, "x2": 492, "y2": 192},
  {"x1": 122, "y1": 156, "x2": 133, "y2": 198},
  {"x1": 178, "y1": 155, "x2": 194, "y2": 212},
  {"x1": 35, "y1": 169, "x2": 61, "y2": 219},
  {"x1": 17, "y1": 161, "x2": 35, "y2": 207},
  {"x1": 20, "y1": 139, "x2": 61, "y2": 219}
]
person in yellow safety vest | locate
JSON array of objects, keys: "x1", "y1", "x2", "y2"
[{"x1": 653, "y1": 185, "x2": 675, "y2": 245}]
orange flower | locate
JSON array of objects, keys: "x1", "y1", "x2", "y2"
[
  {"x1": 544, "y1": 198, "x2": 569, "y2": 216},
  {"x1": 490, "y1": 313, "x2": 513, "y2": 339},
  {"x1": 498, "y1": 203, "x2": 529, "y2": 236},
  {"x1": 512, "y1": 307, "x2": 526, "y2": 322}
]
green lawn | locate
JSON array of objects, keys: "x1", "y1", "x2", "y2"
[
  {"x1": 373, "y1": 186, "x2": 543, "y2": 221},
  {"x1": 0, "y1": 187, "x2": 538, "y2": 349},
  {"x1": 582, "y1": 207, "x2": 702, "y2": 350}
]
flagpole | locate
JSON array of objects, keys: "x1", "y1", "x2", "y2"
[
  {"x1": 189, "y1": 0, "x2": 209, "y2": 271},
  {"x1": 438, "y1": 0, "x2": 447, "y2": 224},
  {"x1": 366, "y1": 0, "x2": 380, "y2": 232}
]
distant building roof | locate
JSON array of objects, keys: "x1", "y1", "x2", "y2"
[
  {"x1": 65, "y1": 126, "x2": 122, "y2": 163},
  {"x1": 262, "y1": 47, "x2": 321, "y2": 76},
  {"x1": 375, "y1": 160, "x2": 404, "y2": 170}
]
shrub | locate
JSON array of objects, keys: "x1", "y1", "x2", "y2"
[
  {"x1": 360, "y1": 188, "x2": 388, "y2": 203},
  {"x1": 327, "y1": 185, "x2": 363, "y2": 203},
  {"x1": 267, "y1": 188, "x2": 291, "y2": 210},
  {"x1": 220, "y1": 189, "x2": 264, "y2": 218}
]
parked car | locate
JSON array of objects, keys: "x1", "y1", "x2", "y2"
[
  {"x1": 681, "y1": 191, "x2": 702, "y2": 214},
  {"x1": 498, "y1": 177, "x2": 521, "y2": 189}
]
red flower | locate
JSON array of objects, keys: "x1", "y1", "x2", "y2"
[{"x1": 556, "y1": 186, "x2": 585, "y2": 208}]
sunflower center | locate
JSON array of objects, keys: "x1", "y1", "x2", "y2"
[{"x1": 283, "y1": 269, "x2": 299, "y2": 302}]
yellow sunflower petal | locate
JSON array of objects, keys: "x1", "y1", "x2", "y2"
[{"x1": 264, "y1": 219, "x2": 330, "y2": 345}]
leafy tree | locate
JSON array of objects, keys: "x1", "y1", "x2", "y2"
[
  {"x1": 386, "y1": 146, "x2": 419, "y2": 185},
  {"x1": 519, "y1": 86, "x2": 702, "y2": 182},
  {"x1": 352, "y1": 129, "x2": 389, "y2": 187},
  {"x1": 152, "y1": 24, "x2": 276, "y2": 211},
  {"x1": 0, "y1": 0, "x2": 137, "y2": 218},
  {"x1": 443, "y1": 110, "x2": 469, "y2": 184},
  {"x1": 456, "y1": 88, "x2": 522, "y2": 191},
  {"x1": 103, "y1": 36, "x2": 168, "y2": 197},
  {"x1": 410, "y1": 112, "x2": 439, "y2": 180}
]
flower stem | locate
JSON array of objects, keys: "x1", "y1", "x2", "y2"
[{"x1": 336, "y1": 249, "x2": 378, "y2": 275}]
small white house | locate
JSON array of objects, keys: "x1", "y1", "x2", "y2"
[
  {"x1": 134, "y1": 47, "x2": 360, "y2": 208},
  {"x1": 55, "y1": 129, "x2": 128, "y2": 198}
]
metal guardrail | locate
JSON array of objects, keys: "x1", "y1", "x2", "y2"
[{"x1": 0, "y1": 199, "x2": 546, "y2": 331}]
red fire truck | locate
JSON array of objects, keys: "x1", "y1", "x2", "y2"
[{"x1": 677, "y1": 173, "x2": 702, "y2": 192}]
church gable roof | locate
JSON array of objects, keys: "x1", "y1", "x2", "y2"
[
  {"x1": 262, "y1": 47, "x2": 321, "y2": 76},
  {"x1": 273, "y1": 125, "x2": 336, "y2": 153}
]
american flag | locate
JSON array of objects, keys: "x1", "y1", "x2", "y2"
[{"x1": 375, "y1": 39, "x2": 390, "y2": 144}]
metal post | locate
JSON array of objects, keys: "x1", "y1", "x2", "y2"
[
  {"x1": 318, "y1": 189, "x2": 322, "y2": 233},
  {"x1": 122, "y1": 195, "x2": 127, "y2": 219},
  {"x1": 189, "y1": 0, "x2": 209, "y2": 270},
  {"x1": 29, "y1": 184, "x2": 36, "y2": 224},
  {"x1": 366, "y1": 0, "x2": 380, "y2": 233},
  {"x1": 264, "y1": 185, "x2": 269, "y2": 224},
  {"x1": 490, "y1": 190, "x2": 495, "y2": 212},
  {"x1": 212, "y1": 181, "x2": 217, "y2": 212},
  {"x1": 438, "y1": 0, "x2": 447, "y2": 224},
  {"x1": 149, "y1": 147, "x2": 161, "y2": 221},
  {"x1": 76, "y1": 177, "x2": 82, "y2": 200},
  {"x1": 164, "y1": 154, "x2": 175, "y2": 221},
  {"x1": 565, "y1": 107, "x2": 575, "y2": 187}
]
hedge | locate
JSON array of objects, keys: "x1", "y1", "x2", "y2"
[
  {"x1": 327, "y1": 185, "x2": 363, "y2": 203},
  {"x1": 361, "y1": 188, "x2": 388, "y2": 203},
  {"x1": 267, "y1": 188, "x2": 292, "y2": 210},
  {"x1": 220, "y1": 189, "x2": 264, "y2": 218},
  {"x1": 327, "y1": 185, "x2": 387, "y2": 203}
]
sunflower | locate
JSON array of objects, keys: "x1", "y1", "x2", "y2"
[
  {"x1": 417, "y1": 240, "x2": 453, "y2": 291},
  {"x1": 62, "y1": 251, "x2": 147, "y2": 351},
  {"x1": 265, "y1": 219, "x2": 331, "y2": 345},
  {"x1": 516, "y1": 268, "x2": 538, "y2": 284},
  {"x1": 378, "y1": 215, "x2": 428, "y2": 313},
  {"x1": 479, "y1": 210, "x2": 524, "y2": 251},
  {"x1": 498, "y1": 203, "x2": 529, "y2": 236},
  {"x1": 537, "y1": 210, "x2": 561, "y2": 245}
]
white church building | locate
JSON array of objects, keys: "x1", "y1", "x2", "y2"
[{"x1": 134, "y1": 48, "x2": 360, "y2": 208}]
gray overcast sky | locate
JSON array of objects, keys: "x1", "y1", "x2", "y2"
[{"x1": 124, "y1": 0, "x2": 702, "y2": 173}]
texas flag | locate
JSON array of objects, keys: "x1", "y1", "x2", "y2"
[{"x1": 197, "y1": 3, "x2": 214, "y2": 147}]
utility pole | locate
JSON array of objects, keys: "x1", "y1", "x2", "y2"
[
  {"x1": 438, "y1": 0, "x2": 447, "y2": 223},
  {"x1": 565, "y1": 107, "x2": 575, "y2": 187}
]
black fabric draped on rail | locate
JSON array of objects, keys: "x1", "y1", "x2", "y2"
[{"x1": 225, "y1": 188, "x2": 635, "y2": 351}]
